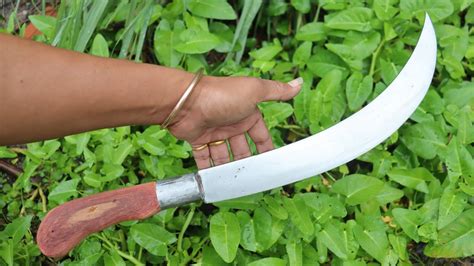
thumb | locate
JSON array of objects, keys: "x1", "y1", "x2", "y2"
[{"x1": 260, "y1": 77, "x2": 304, "y2": 102}]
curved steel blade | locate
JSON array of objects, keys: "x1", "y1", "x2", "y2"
[{"x1": 199, "y1": 14, "x2": 437, "y2": 203}]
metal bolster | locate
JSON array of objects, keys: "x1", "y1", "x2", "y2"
[{"x1": 155, "y1": 173, "x2": 204, "y2": 209}]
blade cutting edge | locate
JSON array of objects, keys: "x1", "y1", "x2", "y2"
[{"x1": 198, "y1": 14, "x2": 437, "y2": 203}]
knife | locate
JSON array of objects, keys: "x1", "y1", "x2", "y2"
[{"x1": 37, "y1": 14, "x2": 437, "y2": 258}]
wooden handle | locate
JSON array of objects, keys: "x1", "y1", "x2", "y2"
[{"x1": 37, "y1": 182, "x2": 160, "y2": 258}]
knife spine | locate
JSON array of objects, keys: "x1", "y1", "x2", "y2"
[{"x1": 155, "y1": 173, "x2": 204, "y2": 209}]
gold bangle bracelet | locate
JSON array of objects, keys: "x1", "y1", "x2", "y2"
[{"x1": 161, "y1": 68, "x2": 204, "y2": 129}]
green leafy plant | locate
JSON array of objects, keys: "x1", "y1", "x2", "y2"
[{"x1": 1, "y1": 0, "x2": 473, "y2": 265}]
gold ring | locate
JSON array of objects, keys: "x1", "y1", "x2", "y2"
[
  {"x1": 208, "y1": 140, "x2": 226, "y2": 146},
  {"x1": 192, "y1": 144, "x2": 208, "y2": 151}
]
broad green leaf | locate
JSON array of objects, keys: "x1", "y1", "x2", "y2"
[
  {"x1": 388, "y1": 167, "x2": 434, "y2": 193},
  {"x1": 424, "y1": 209, "x2": 474, "y2": 258},
  {"x1": 326, "y1": 31, "x2": 381, "y2": 70},
  {"x1": 137, "y1": 128, "x2": 166, "y2": 156},
  {"x1": 318, "y1": 221, "x2": 359, "y2": 260},
  {"x1": 291, "y1": 0, "x2": 310, "y2": 13},
  {"x1": 187, "y1": 0, "x2": 237, "y2": 20},
  {"x1": 1, "y1": 215, "x2": 32, "y2": 244},
  {"x1": 373, "y1": 0, "x2": 398, "y2": 20},
  {"x1": 13, "y1": 160, "x2": 39, "y2": 189},
  {"x1": 292, "y1": 41, "x2": 312, "y2": 67},
  {"x1": 293, "y1": 70, "x2": 313, "y2": 124},
  {"x1": 319, "y1": 0, "x2": 348, "y2": 10},
  {"x1": 302, "y1": 243, "x2": 319, "y2": 264},
  {"x1": 112, "y1": 140, "x2": 133, "y2": 165},
  {"x1": 237, "y1": 211, "x2": 257, "y2": 252},
  {"x1": 418, "y1": 221, "x2": 438, "y2": 240},
  {"x1": 317, "y1": 87, "x2": 346, "y2": 131},
  {"x1": 308, "y1": 90, "x2": 324, "y2": 132},
  {"x1": 249, "y1": 41, "x2": 283, "y2": 61},
  {"x1": 302, "y1": 193, "x2": 347, "y2": 223},
  {"x1": 248, "y1": 257, "x2": 286, "y2": 266},
  {"x1": 359, "y1": 147, "x2": 391, "y2": 178},
  {"x1": 7, "y1": 11, "x2": 16, "y2": 33},
  {"x1": 210, "y1": 212, "x2": 241, "y2": 263},
  {"x1": 184, "y1": 12, "x2": 209, "y2": 31},
  {"x1": 437, "y1": 24, "x2": 469, "y2": 61},
  {"x1": 263, "y1": 195, "x2": 288, "y2": 220},
  {"x1": 438, "y1": 186, "x2": 468, "y2": 229},
  {"x1": 101, "y1": 163, "x2": 124, "y2": 182},
  {"x1": 352, "y1": 224, "x2": 389, "y2": 263},
  {"x1": 210, "y1": 22, "x2": 233, "y2": 53},
  {"x1": 392, "y1": 208, "x2": 422, "y2": 242},
  {"x1": 286, "y1": 241, "x2": 303, "y2": 266},
  {"x1": 375, "y1": 184, "x2": 404, "y2": 205},
  {"x1": 384, "y1": 22, "x2": 398, "y2": 41},
  {"x1": 316, "y1": 69, "x2": 342, "y2": 102},
  {"x1": 420, "y1": 90, "x2": 445, "y2": 115},
  {"x1": 261, "y1": 102, "x2": 294, "y2": 129},
  {"x1": 201, "y1": 245, "x2": 231, "y2": 265},
  {"x1": 332, "y1": 174, "x2": 384, "y2": 205},
  {"x1": 130, "y1": 223, "x2": 176, "y2": 256},
  {"x1": 283, "y1": 195, "x2": 314, "y2": 236},
  {"x1": 48, "y1": 179, "x2": 80, "y2": 203},
  {"x1": 0, "y1": 240, "x2": 13, "y2": 266},
  {"x1": 268, "y1": 0, "x2": 288, "y2": 16},
  {"x1": 0, "y1": 147, "x2": 16, "y2": 158},
  {"x1": 457, "y1": 106, "x2": 474, "y2": 144},
  {"x1": 269, "y1": 217, "x2": 286, "y2": 247},
  {"x1": 444, "y1": 137, "x2": 474, "y2": 183},
  {"x1": 389, "y1": 234, "x2": 408, "y2": 261},
  {"x1": 307, "y1": 49, "x2": 348, "y2": 78},
  {"x1": 443, "y1": 82, "x2": 474, "y2": 108},
  {"x1": 175, "y1": 28, "x2": 221, "y2": 54},
  {"x1": 65, "y1": 133, "x2": 91, "y2": 156},
  {"x1": 214, "y1": 193, "x2": 262, "y2": 210},
  {"x1": 379, "y1": 58, "x2": 400, "y2": 85},
  {"x1": 345, "y1": 72, "x2": 373, "y2": 111},
  {"x1": 316, "y1": 235, "x2": 328, "y2": 263},
  {"x1": 442, "y1": 54, "x2": 466, "y2": 79},
  {"x1": 254, "y1": 207, "x2": 273, "y2": 251},
  {"x1": 295, "y1": 22, "x2": 326, "y2": 42},
  {"x1": 452, "y1": 0, "x2": 473, "y2": 11},
  {"x1": 325, "y1": 7, "x2": 373, "y2": 32},
  {"x1": 400, "y1": 121, "x2": 447, "y2": 159},
  {"x1": 419, "y1": 199, "x2": 440, "y2": 224},
  {"x1": 154, "y1": 20, "x2": 183, "y2": 67},
  {"x1": 103, "y1": 250, "x2": 126, "y2": 266},
  {"x1": 90, "y1": 34, "x2": 109, "y2": 57},
  {"x1": 83, "y1": 171, "x2": 102, "y2": 188},
  {"x1": 400, "y1": 0, "x2": 454, "y2": 22},
  {"x1": 28, "y1": 15, "x2": 56, "y2": 39}
]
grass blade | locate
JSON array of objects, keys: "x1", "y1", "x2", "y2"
[
  {"x1": 226, "y1": 0, "x2": 262, "y2": 64},
  {"x1": 74, "y1": 0, "x2": 109, "y2": 52},
  {"x1": 134, "y1": 0, "x2": 154, "y2": 62}
]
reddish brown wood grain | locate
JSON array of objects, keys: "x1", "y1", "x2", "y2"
[{"x1": 37, "y1": 182, "x2": 160, "y2": 258}]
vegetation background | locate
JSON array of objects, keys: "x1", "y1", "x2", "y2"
[{"x1": 0, "y1": 0, "x2": 473, "y2": 265}]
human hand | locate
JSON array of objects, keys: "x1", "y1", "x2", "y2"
[{"x1": 167, "y1": 75, "x2": 303, "y2": 169}]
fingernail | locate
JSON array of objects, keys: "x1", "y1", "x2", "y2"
[{"x1": 288, "y1": 77, "x2": 304, "y2": 87}]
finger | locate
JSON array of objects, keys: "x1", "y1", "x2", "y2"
[
  {"x1": 209, "y1": 141, "x2": 231, "y2": 166},
  {"x1": 229, "y1": 134, "x2": 251, "y2": 161},
  {"x1": 259, "y1": 77, "x2": 303, "y2": 102},
  {"x1": 248, "y1": 113, "x2": 274, "y2": 153},
  {"x1": 192, "y1": 145, "x2": 211, "y2": 169}
]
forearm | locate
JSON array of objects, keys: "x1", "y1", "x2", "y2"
[{"x1": 0, "y1": 34, "x2": 193, "y2": 145}]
